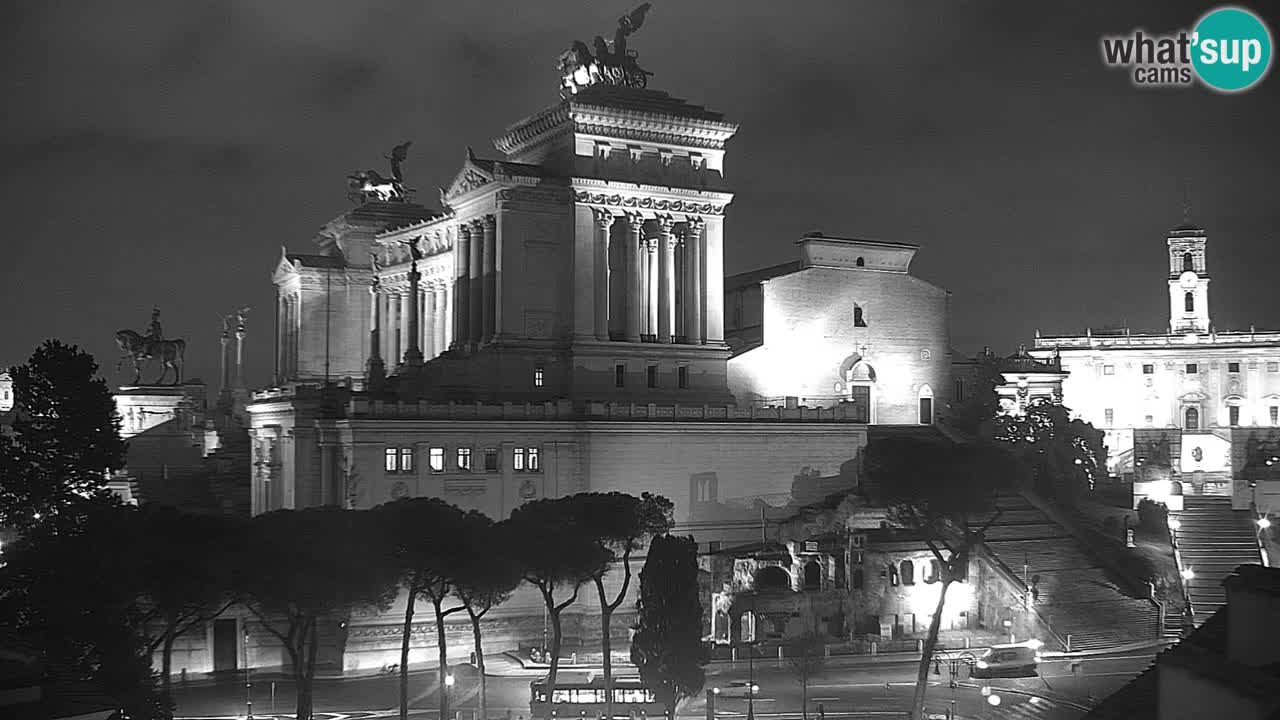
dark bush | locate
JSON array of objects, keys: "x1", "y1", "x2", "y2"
[{"x1": 1137, "y1": 499, "x2": 1169, "y2": 534}]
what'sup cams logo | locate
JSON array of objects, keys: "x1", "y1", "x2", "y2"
[{"x1": 1101, "y1": 6, "x2": 1272, "y2": 92}]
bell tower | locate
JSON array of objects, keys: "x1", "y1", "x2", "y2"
[{"x1": 1167, "y1": 224, "x2": 1210, "y2": 334}]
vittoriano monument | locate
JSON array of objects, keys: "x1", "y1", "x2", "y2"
[
  {"x1": 558, "y1": 3, "x2": 654, "y2": 96},
  {"x1": 348, "y1": 141, "x2": 413, "y2": 204},
  {"x1": 115, "y1": 307, "x2": 187, "y2": 385}
]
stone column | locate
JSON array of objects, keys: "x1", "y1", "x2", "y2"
[
  {"x1": 685, "y1": 217, "x2": 704, "y2": 344},
  {"x1": 404, "y1": 255, "x2": 423, "y2": 367},
  {"x1": 367, "y1": 281, "x2": 385, "y2": 384},
  {"x1": 454, "y1": 224, "x2": 471, "y2": 349},
  {"x1": 481, "y1": 214, "x2": 497, "y2": 343},
  {"x1": 626, "y1": 214, "x2": 644, "y2": 343},
  {"x1": 646, "y1": 239, "x2": 659, "y2": 337},
  {"x1": 235, "y1": 325, "x2": 246, "y2": 389},
  {"x1": 275, "y1": 293, "x2": 284, "y2": 383},
  {"x1": 469, "y1": 219, "x2": 484, "y2": 346},
  {"x1": 593, "y1": 208, "x2": 614, "y2": 341},
  {"x1": 658, "y1": 217, "x2": 676, "y2": 343},
  {"x1": 441, "y1": 284, "x2": 452, "y2": 352},
  {"x1": 422, "y1": 287, "x2": 435, "y2": 359}
]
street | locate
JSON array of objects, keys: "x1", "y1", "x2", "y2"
[{"x1": 172, "y1": 649, "x2": 1157, "y2": 720}]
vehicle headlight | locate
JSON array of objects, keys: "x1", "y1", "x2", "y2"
[
  {"x1": 1035, "y1": 653, "x2": 1042, "y2": 662},
  {"x1": 976, "y1": 660, "x2": 988, "y2": 669}
]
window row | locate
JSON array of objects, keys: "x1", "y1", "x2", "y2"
[
  {"x1": 385, "y1": 445, "x2": 541, "y2": 474},
  {"x1": 1108, "y1": 361, "x2": 1280, "y2": 375},
  {"x1": 1109, "y1": 405, "x2": 1280, "y2": 430},
  {"x1": 615, "y1": 363, "x2": 690, "y2": 389},
  {"x1": 883, "y1": 558, "x2": 943, "y2": 587}
]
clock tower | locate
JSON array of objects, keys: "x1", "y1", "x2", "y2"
[{"x1": 1167, "y1": 224, "x2": 1210, "y2": 334}]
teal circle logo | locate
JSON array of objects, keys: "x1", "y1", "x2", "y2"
[{"x1": 1192, "y1": 6, "x2": 1273, "y2": 92}]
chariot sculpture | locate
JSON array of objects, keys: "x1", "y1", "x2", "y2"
[
  {"x1": 348, "y1": 141, "x2": 413, "y2": 204},
  {"x1": 559, "y1": 3, "x2": 654, "y2": 97},
  {"x1": 115, "y1": 307, "x2": 186, "y2": 385}
]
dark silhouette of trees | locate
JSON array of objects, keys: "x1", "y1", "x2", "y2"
[
  {"x1": 0, "y1": 340, "x2": 125, "y2": 530},
  {"x1": 374, "y1": 498, "x2": 473, "y2": 720},
  {"x1": 567, "y1": 492, "x2": 674, "y2": 720},
  {"x1": 137, "y1": 507, "x2": 240, "y2": 712},
  {"x1": 864, "y1": 435, "x2": 1017, "y2": 720},
  {"x1": 505, "y1": 497, "x2": 609, "y2": 701},
  {"x1": 630, "y1": 534, "x2": 708, "y2": 718},
  {"x1": 238, "y1": 507, "x2": 399, "y2": 720},
  {"x1": 992, "y1": 397, "x2": 1106, "y2": 501},
  {"x1": 452, "y1": 514, "x2": 523, "y2": 720}
]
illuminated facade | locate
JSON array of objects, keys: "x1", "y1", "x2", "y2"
[
  {"x1": 725, "y1": 233, "x2": 952, "y2": 425},
  {"x1": 1032, "y1": 224, "x2": 1280, "y2": 513}
]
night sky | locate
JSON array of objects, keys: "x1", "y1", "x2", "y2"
[{"x1": 2, "y1": 1, "x2": 1278, "y2": 389}]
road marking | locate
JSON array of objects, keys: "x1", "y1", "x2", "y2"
[{"x1": 810, "y1": 697, "x2": 841, "y2": 701}]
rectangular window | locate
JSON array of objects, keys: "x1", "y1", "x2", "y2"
[
  {"x1": 1272, "y1": 406, "x2": 1279, "y2": 425},
  {"x1": 385, "y1": 448, "x2": 398, "y2": 473},
  {"x1": 456, "y1": 447, "x2": 472, "y2": 472},
  {"x1": 513, "y1": 447, "x2": 526, "y2": 472},
  {"x1": 1270, "y1": 362, "x2": 1280, "y2": 373},
  {"x1": 1143, "y1": 364, "x2": 1154, "y2": 374},
  {"x1": 1186, "y1": 363, "x2": 1198, "y2": 374},
  {"x1": 954, "y1": 378, "x2": 965, "y2": 402},
  {"x1": 1229, "y1": 406, "x2": 1241, "y2": 426},
  {"x1": 615, "y1": 363, "x2": 625, "y2": 388},
  {"x1": 429, "y1": 447, "x2": 445, "y2": 473},
  {"x1": 1105, "y1": 408, "x2": 1114, "y2": 426},
  {"x1": 1228, "y1": 362, "x2": 1241, "y2": 373},
  {"x1": 1103, "y1": 365, "x2": 1115, "y2": 375},
  {"x1": 1145, "y1": 414, "x2": 1154, "y2": 426},
  {"x1": 528, "y1": 446, "x2": 541, "y2": 472},
  {"x1": 399, "y1": 448, "x2": 414, "y2": 473},
  {"x1": 484, "y1": 448, "x2": 499, "y2": 472},
  {"x1": 647, "y1": 365, "x2": 657, "y2": 388},
  {"x1": 918, "y1": 397, "x2": 933, "y2": 425},
  {"x1": 678, "y1": 366, "x2": 689, "y2": 389},
  {"x1": 534, "y1": 365, "x2": 544, "y2": 387}
]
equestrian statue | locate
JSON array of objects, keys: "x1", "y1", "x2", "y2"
[{"x1": 115, "y1": 307, "x2": 186, "y2": 385}]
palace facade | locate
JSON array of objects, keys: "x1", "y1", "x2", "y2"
[{"x1": 1031, "y1": 224, "x2": 1280, "y2": 513}]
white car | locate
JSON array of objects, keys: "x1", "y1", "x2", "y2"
[
  {"x1": 970, "y1": 644, "x2": 1041, "y2": 679},
  {"x1": 714, "y1": 681, "x2": 761, "y2": 698}
]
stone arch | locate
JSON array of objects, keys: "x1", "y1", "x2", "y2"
[
  {"x1": 918, "y1": 384, "x2": 934, "y2": 425},
  {"x1": 856, "y1": 256, "x2": 865, "y2": 267},
  {"x1": 803, "y1": 560, "x2": 821, "y2": 590},
  {"x1": 1185, "y1": 406, "x2": 1200, "y2": 431},
  {"x1": 756, "y1": 565, "x2": 790, "y2": 591},
  {"x1": 1170, "y1": 481, "x2": 1184, "y2": 496},
  {"x1": 900, "y1": 559, "x2": 915, "y2": 585},
  {"x1": 1183, "y1": 252, "x2": 1194, "y2": 272},
  {"x1": 1185, "y1": 291, "x2": 1195, "y2": 312}
]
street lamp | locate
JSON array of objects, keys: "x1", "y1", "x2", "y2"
[
  {"x1": 1181, "y1": 567, "x2": 1196, "y2": 581},
  {"x1": 1168, "y1": 518, "x2": 1181, "y2": 531},
  {"x1": 1259, "y1": 517, "x2": 1272, "y2": 530}
]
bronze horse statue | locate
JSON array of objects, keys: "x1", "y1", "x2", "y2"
[{"x1": 115, "y1": 329, "x2": 185, "y2": 385}]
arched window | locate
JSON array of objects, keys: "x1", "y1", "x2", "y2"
[
  {"x1": 900, "y1": 560, "x2": 915, "y2": 586},
  {"x1": 854, "y1": 305, "x2": 867, "y2": 327},
  {"x1": 925, "y1": 559, "x2": 941, "y2": 583},
  {"x1": 1185, "y1": 292, "x2": 1195, "y2": 312},
  {"x1": 1183, "y1": 252, "x2": 1194, "y2": 272},
  {"x1": 856, "y1": 256, "x2": 865, "y2": 267},
  {"x1": 918, "y1": 385, "x2": 935, "y2": 425},
  {"x1": 803, "y1": 561, "x2": 821, "y2": 590},
  {"x1": 852, "y1": 568, "x2": 865, "y2": 589},
  {"x1": 887, "y1": 565, "x2": 899, "y2": 587},
  {"x1": 1185, "y1": 406, "x2": 1200, "y2": 431},
  {"x1": 756, "y1": 565, "x2": 790, "y2": 591}
]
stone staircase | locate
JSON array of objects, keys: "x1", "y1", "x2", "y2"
[
  {"x1": 1174, "y1": 495, "x2": 1263, "y2": 626},
  {"x1": 977, "y1": 495, "x2": 1161, "y2": 652}
]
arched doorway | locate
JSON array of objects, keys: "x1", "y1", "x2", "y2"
[
  {"x1": 756, "y1": 565, "x2": 790, "y2": 591},
  {"x1": 1185, "y1": 406, "x2": 1200, "y2": 431},
  {"x1": 803, "y1": 560, "x2": 821, "y2": 590}
]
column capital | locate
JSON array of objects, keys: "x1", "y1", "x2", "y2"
[
  {"x1": 685, "y1": 216, "x2": 705, "y2": 234},
  {"x1": 481, "y1": 214, "x2": 497, "y2": 231},
  {"x1": 592, "y1": 207, "x2": 616, "y2": 229},
  {"x1": 458, "y1": 222, "x2": 473, "y2": 239},
  {"x1": 626, "y1": 212, "x2": 646, "y2": 232},
  {"x1": 658, "y1": 215, "x2": 677, "y2": 235}
]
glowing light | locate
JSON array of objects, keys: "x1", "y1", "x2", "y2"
[
  {"x1": 712, "y1": 688, "x2": 721, "y2": 695},
  {"x1": 1259, "y1": 518, "x2": 1272, "y2": 530},
  {"x1": 1168, "y1": 518, "x2": 1181, "y2": 531},
  {"x1": 987, "y1": 694, "x2": 1002, "y2": 707},
  {"x1": 1181, "y1": 568, "x2": 1196, "y2": 581},
  {"x1": 980, "y1": 685, "x2": 991, "y2": 696},
  {"x1": 976, "y1": 661, "x2": 989, "y2": 670},
  {"x1": 445, "y1": 674, "x2": 455, "y2": 687},
  {"x1": 751, "y1": 684, "x2": 759, "y2": 694},
  {"x1": 1024, "y1": 638, "x2": 1044, "y2": 650}
]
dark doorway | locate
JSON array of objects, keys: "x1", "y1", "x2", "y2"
[{"x1": 213, "y1": 618, "x2": 238, "y2": 672}]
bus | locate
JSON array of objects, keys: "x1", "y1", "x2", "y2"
[{"x1": 530, "y1": 674, "x2": 665, "y2": 720}]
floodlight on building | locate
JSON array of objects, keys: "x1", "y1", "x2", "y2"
[
  {"x1": 1168, "y1": 518, "x2": 1181, "y2": 531},
  {"x1": 1259, "y1": 517, "x2": 1272, "y2": 530},
  {"x1": 1181, "y1": 568, "x2": 1195, "y2": 581},
  {"x1": 713, "y1": 688, "x2": 721, "y2": 695},
  {"x1": 988, "y1": 694, "x2": 1002, "y2": 707}
]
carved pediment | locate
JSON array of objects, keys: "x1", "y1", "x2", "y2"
[{"x1": 444, "y1": 149, "x2": 495, "y2": 201}]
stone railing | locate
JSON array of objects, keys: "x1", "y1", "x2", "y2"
[
  {"x1": 343, "y1": 398, "x2": 869, "y2": 423},
  {"x1": 1036, "y1": 329, "x2": 1280, "y2": 350}
]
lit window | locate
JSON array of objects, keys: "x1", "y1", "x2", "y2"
[
  {"x1": 888, "y1": 565, "x2": 899, "y2": 587},
  {"x1": 1228, "y1": 362, "x2": 1240, "y2": 373},
  {"x1": 678, "y1": 366, "x2": 689, "y2": 389},
  {"x1": 399, "y1": 448, "x2": 414, "y2": 473},
  {"x1": 1103, "y1": 365, "x2": 1114, "y2": 375},
  {"x1": 457, "y1": 447, "x2": 472, "y2": 471},
  {"x1": 647, "y1": 365, "x2": 657, "y2": 388},
  {"x1": 484, "y1": 448, "x2": 499, "y2": 472},
  {"x1": 1105, "y1": 408, "x2": 1114, "y2": 425},
  {"x1": 527, "y1": 446, "x2": 540, "y2": 472},
  {"x1": 1186, "y1": 363, "x2": 1198, "y2": 374},
  {"x1": 534, "y1": 365, "x2": 544, "y2": 387},
  {"x1": 1143, "y1": 364, "x2": 1154, "y2": 374},
  {"x1": 385, "y1": 448, "x2": 398, "y2": 473},
  {"x1": 429, "y1": 447, "x2": 445, "y2": 473},
  {"x1": 514, "y1": 447, "x2": 526, "y2": 471},
  {"x1": 615, "y1": 364, "x2": 625, "y2": 388}
]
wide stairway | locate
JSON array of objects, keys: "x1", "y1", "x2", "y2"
[
  {"x1": 1175, "y1": 495, "x2": 1263, "y2": 627},
  {"x1": 977, "y1": 495, "x2": 1161, "y2": 652}
]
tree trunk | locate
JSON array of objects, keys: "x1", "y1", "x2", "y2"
[
  {"x1": 545, "y1": 599, "x2": 564, "y2": 703},
  {"x1": 303, "y1": 617, "x2": 320, "y2": 720},
  {"x1": 400, "y1": 587, "x2": 417, "y2": 720},
  {"x1": 801, "y1": 655, "x2": 808, "y2": 720},
  {"x1": 910, "y1": 578, "x2": 952, "y2": 720},
  {"x1": 470, "y1": 609, "x2": 487, "y2": 720},
  {"x1": 435, "y1": 598, "x2": 450, "y2": 720},
  {"x1": 160, "y1": 619, "x2": 176, "y2": 711},
  {"x1": 596, "y1": 578, "x2": 615, "y2": 720}
]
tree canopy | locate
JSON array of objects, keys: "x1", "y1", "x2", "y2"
[
  {"x1": 991, "y1": 397, "x2": 1107, "y2": 500},
  {"x1": 630, "y1": 534, "x2": 708, "y2": 716}
]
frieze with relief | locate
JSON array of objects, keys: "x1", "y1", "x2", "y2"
[{"x1": 574, "y1": 191, "x2": 724, "y2": 215}]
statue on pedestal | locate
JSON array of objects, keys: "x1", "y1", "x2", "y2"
[
  {"x1": 559, "y1": 3, "x2": 654, "y2": 96},
  {"x1": 348, "y1": 141, "x2": 414, "y2": 204},
  {"x1": 115, "y1": 307, "x2": 186, "y2": 385}
]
